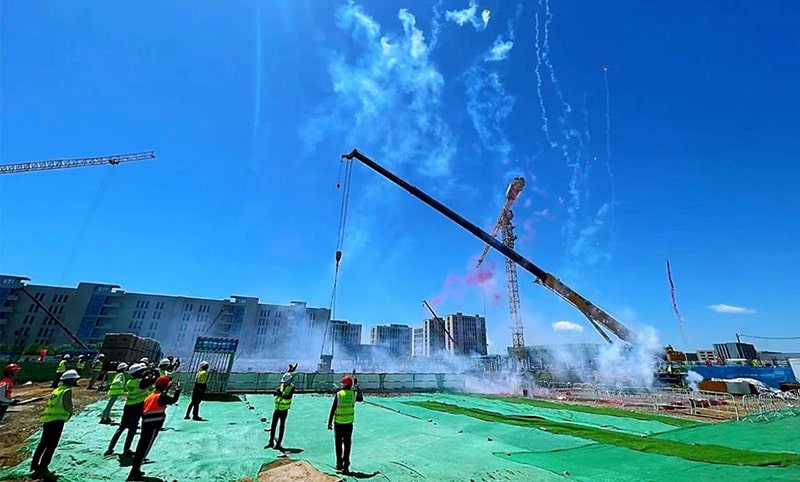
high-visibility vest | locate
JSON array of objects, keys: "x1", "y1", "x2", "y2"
[
  {"x1": 142, "y1": 391, "x2": 168, "y2": 424},
  {"x1": 125, "y1": 378, "x2": 148, "y2": 405},
  {"x1": 40, "y1": 385, "x2": 71, "y2": 423},
  {"x1": 92, "y1": 360, "x2": 104, "y2": 373},
  {"x1": 334, "y1": 389, "x2": 356, "y2": 424},
  {"x1": 76, "y1": 361, "x2": 85, "y2": 371},
  {"x1": 56, "y1": 360, "x2": 67, "y2": 374},
  {"x1": 196, "y1": 370, "x2": 208, "y2": 385},
  {"x1": 159, "y1": 369, "x2": 171, "y2": 377},
  {"x1": 274, "y1": 383, "x2": 294, "y2": 411},
  {"x1": 108, "y1": 373, "x2": 127, "y2": 397}
]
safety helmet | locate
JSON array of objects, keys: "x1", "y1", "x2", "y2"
[
  {"x1": 281, "y1": 372, "x2": 293, "y2": 384},
  {"x1": 200, "y1": 360, "x2": 210, "y2": 368},
  {"x1": 128, "y1": 363, "x2": 147, "y2": 375},
  {"x1": 155, "y1": 376, "x2": 172, "y2": 390},
  {"x1": 97, "y1": 354, "x2": 105, "y2": 359},
  {"x1": 63, "y1": 354, "x2": 71, "y2": 360},
  {"x1": 342, "y1": 375, "x2": 353, "y2": 386},
  {"x1": 116, "y1": 362, "x2": 129, "y2": 372},
  {"x1": 4, "y1": 363, "x2": 21, "y2": 376},
  {"x1": 159, "y1": 358, "x2": 171, "y2": 368},
  {"x1": 60, "y1": 369, "x2": 80, "y2": 381},
  {"x1": 140, "y1": 357, "x2": 149, "y2": 363}
]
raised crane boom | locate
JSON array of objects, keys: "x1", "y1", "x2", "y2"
[
  {"x1": 0, "y1": 151, "x2": 155, "y2": 175},
  {"x1": 341, "y1": 148, "x2": 637, "y2": 345},
  {"x1": 476, "y1": 178, "x2": 527, "y2": 365}
]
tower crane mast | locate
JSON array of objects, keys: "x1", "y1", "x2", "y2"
[
  {"x1": 476, "y1": 178, "x2": 527, "y2": 367},
  {"x1": 0, "y1": 151, "x2": 155, "y2": 175}
]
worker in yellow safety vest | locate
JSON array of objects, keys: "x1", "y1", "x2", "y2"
[
  {"x1": 184, "y1": 361, "x2": 209, "y2": 421},
  {"x1": 88, "y1": 354, "x2": 105, "y2": 389},
  {"x1": 100, "y1": 362, "x2": 128, "y2": 425},
  {"x1": 265, "y1": 363, "x2": 297, "y2": 451},
  {"x1": 327, "y1": 374, "x2": 364, "y2": 475},
  {"x1": 50, "y1": 354, "x2": 70, "y2": 389},
  {"x1": 104, "y1": 363, "x2": 157, "y2": 457},
  {"x1": 30, "y1": 369, "x2": 79, "y2": 478}
]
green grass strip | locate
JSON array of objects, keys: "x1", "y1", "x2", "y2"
[
  {"x1": 407, "y1": 401, "x2": 800, "y2": 467},
  {"x1": 497, "y1": 396, "x2": 702, "y2": 428}
]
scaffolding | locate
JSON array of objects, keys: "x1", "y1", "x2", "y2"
[{"x1": 185, "y1": 337, "x2": 238, "y2": 394}]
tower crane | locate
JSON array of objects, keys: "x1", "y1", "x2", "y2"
[
  {"x1": 341, "y1": 148, "x2": 638, "y2": 346},
  {"x1": 0, "y1": 151, "x2": 155, "y2": 175},
  {"x1": 476, "y1": 178, "x2": 528, "y2": 368}
]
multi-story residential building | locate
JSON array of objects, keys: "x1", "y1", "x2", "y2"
[
  {"x1": 0, "y1": 274, "x2": 330, "y2": 358},
  {"x1": 412, "y1": 313, "x2": 487, "y2": 357},
  {"x1": 329, "y1": 320, "x2": 362, "y2": 347},
  {"x1": 370, "y1": 324, "x2": 412, "y2": 358},
  {"x1": 696, "y1": 350, "x2": 716, "y2": 362}
]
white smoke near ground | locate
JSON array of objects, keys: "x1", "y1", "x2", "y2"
[{"x1": 685, "y1": 370, "x2": 703, "y2": 391}]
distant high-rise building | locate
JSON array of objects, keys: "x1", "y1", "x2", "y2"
[
  {"x1": 370, "y1": 324, "x2": 412, "y2": 358},
  {"x1": 329, "y1": 320, "x2": 362, "y2": 347},
  {"x1": 696, "y1": 350, "x2": 716, "y2": 362},
  {"x1": 413, "y1": 312, "x2": 487, "y2": 357},
  {"x1": 412, "y1": 328, "x2": 425, "y2": 357},
  {"x1": 0, "y1": 274, "x2": 330, "y2": 358},
  {"x1": 713, "y1": 342, "x2": 757, "y2": 361}
]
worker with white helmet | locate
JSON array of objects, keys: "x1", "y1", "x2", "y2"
[
  {"x1": 99, "y1": 362, "x2": 129, "y2": 425},
  {"x1": 88, "y1": 354, "x2": 106, "y2": 390},
  {"x1": 30, "y1": 369, "x2": 79, "y2": 478},
  {"x1": 184, "y1": 360, "x2": 210, "y2": 421},
  {"x1": 104, "y1": 363, "x2": 158, "y2": 457},
  {"x1": 50, "y1": 354, "x2": 71, "y2": 389},
  {"x1": 265, "y1": 363, "x2": 298, "y2": 451},
  {"x1": 158, "y1": 358, "x2": 173, "y2": 377}
]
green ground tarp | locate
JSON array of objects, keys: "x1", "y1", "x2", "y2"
[{"x1": 2, "y1": 393, "x2": 799, "y2": 481}]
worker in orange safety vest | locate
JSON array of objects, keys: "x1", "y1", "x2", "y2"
[{"x1": 127, "y1": 375, "x2": 181, "y2": 481}]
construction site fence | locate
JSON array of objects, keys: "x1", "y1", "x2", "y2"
[
  {"x1": 169, "y1": 371, "x2": 467, "y2": 394},
  {"x1": 741, "y1": 389, "x2": 800, "y2": 422},
  {"x1": 536, "y1": 382, "x2": 741, "y2": 420}
]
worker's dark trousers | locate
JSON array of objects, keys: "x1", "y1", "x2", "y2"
[
  {"x1": 0, "y1": 404, "x2": 9, "y2": 423},
  {"x1": 334, "y1": 423, "x2": 354, "y2": 470},
  {"x1": 130, "y1": 420, "x2": 164, "y2": 474},
  {"x1": 269, "y1": 409, "x2": 289, "y2": 446},
  {"x1": 50, "y1": 373, "x2": 63, "y2": 389},
  {"x1": 31, "y1": 420, "x2": 65, "y2": 472},
  {"x1": 185, "y1": 386, "x2": 205, "y2": 419},
  {"x1": 108, "y1": 403, "x2": 144, "y2": 453},
  {"x1": 88, "y1": 371, "x2": 101, "y2": 389}
]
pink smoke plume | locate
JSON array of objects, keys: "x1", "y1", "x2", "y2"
[
  {"x1": 517, "y1": 208, "x2": 549, "y2": 245},
  {"x1": 429, "y1": 260, "x2": 503, "y2": 309}
]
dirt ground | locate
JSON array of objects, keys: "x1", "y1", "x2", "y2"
[
  {"x1": 0, "y1": 381, "x2": 105, "y2": 475},
  {"x1": 240, "y1": 460, "x2": 342, "y2": 482}
]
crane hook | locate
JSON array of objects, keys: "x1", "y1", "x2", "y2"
[{"x1": 335, "y1": 250, "x2": 343, "y2": 266}]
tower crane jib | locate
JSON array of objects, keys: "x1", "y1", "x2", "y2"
[{"x1": 0, "y1": 151, "x2": 155, "y2": 175}]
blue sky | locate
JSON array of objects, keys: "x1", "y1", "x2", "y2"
[{"x1": 2, "y1": 0, "x2": 799, "y2": 354}]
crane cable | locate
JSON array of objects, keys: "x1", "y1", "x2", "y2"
[{"x1": 320, "y1": 159, "x2": 354, "y2": 359}]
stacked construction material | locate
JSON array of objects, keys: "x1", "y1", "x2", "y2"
[{"x1": 100, "y1": 332, "x2": 162, "y2": 368}]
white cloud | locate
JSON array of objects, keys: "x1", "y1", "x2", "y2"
[
  {"x1": 445, "y1": 0, "x2": 490, "y2": 30},
  {"x1": 485, "y1": 37, "x2": 513, "y2": 62},
  {"x1": 708, "y1": 304, "x2": 757, "y2": 314},
  {"x1": 552, "y1": 320, "x2": 584, "y2": 333},
  {"x1": 305, "y1": 4, "x2": 455, "y2": 178}
]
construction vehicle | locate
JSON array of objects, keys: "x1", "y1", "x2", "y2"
[
  {"x1": 476, "y1": 178, "x2": 528, "y2": 367},
  {"x1": 0, "y1": 151, "x2": 155, "y2": 175},
  {"x1": 341, "y1": 148, "x2": 638, "y2": 346}
]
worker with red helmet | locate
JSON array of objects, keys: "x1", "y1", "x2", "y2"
[
  {"x1": 327, "y1": 373, "x2": 364, "y2": 475},
  {"x1": 0, "y1": 363, "x2": 22, "y2": 422},
  {"x1": 127, "y1": 375, "x2": 181, "y2": 481}
]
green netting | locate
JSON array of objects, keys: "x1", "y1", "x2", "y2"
[
  {"x1": 426, "y1": 394, "x2": 681, "y2": 435},
  {"x1": 0, "y1": 394, "x2": 568, "y2": 482},
  {"x1": 655, "y1": 415, "x2": 800, "y2": 454},
  {"x1": 500, "y1": 444, "x2": 800, "y2": 482}
]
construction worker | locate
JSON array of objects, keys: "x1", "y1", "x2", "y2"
[
  {"x1": 104, "y1": 363, "x2": 157, "y2": 457},
  {"x1": 265, "y1": 363, "x2": 297, "y2": 450},
  {"x1": 100, "y1": 362, "x2": 128, "y2": 424},
  {"x1": 184, "y1": 361, "x2": 209, "y2": 421},
  {"x1": 158, "y1": 358, "x2": 172, "y2": 377},
  {"x1": 76, "y1": 355, "x2": 86, "y2": 375},
  {"x1": 0, "y1": 363, "x2": 22, "y2": 423},
  {"x1": 88, "y1": 354, "x2": 106, "y2": 389},
  {"x1": 327, "y1": 375, "x2": 364, "y2": 474},
  {"x1": 127, "y1": 376, "x2": 181, "y2": 481},
  {"x1": 30, "y1": 369, "x2": 79, "y2": 478},
  {"x1": 50, "y1": 354, "x2": 70, "y2": 388}
]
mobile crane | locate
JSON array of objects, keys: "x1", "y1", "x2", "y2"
[
  {"x1": 476, "y1": 178, "x2": 528, "y2": 366},
  {"x1": 341, "y1": 148, "x2": 637, "y2": 346}
]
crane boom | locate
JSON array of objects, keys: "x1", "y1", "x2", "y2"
[
  {"x1": 341, "y1": 148, "x2": 637, "y2": 345},
  {"x1": 0, "y1": 151, "x2": 155, "y2": 175}
]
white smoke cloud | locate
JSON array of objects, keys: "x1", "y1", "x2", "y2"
[
  {"x1": 445, "y1": 0, "x2": 490, "y2": 30},
  {"x1": 485, "y1": 37, "x2": 514, "y2": 62},
  {"x1": 551, "y1": 320, "x2": 583, "y2": 333},
  {"x1": 708, "y1": 303, "x2": 756, "y2": 314},
  {"x1": 305, "y1": 3, "x2": 456, "y2": 178}
]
